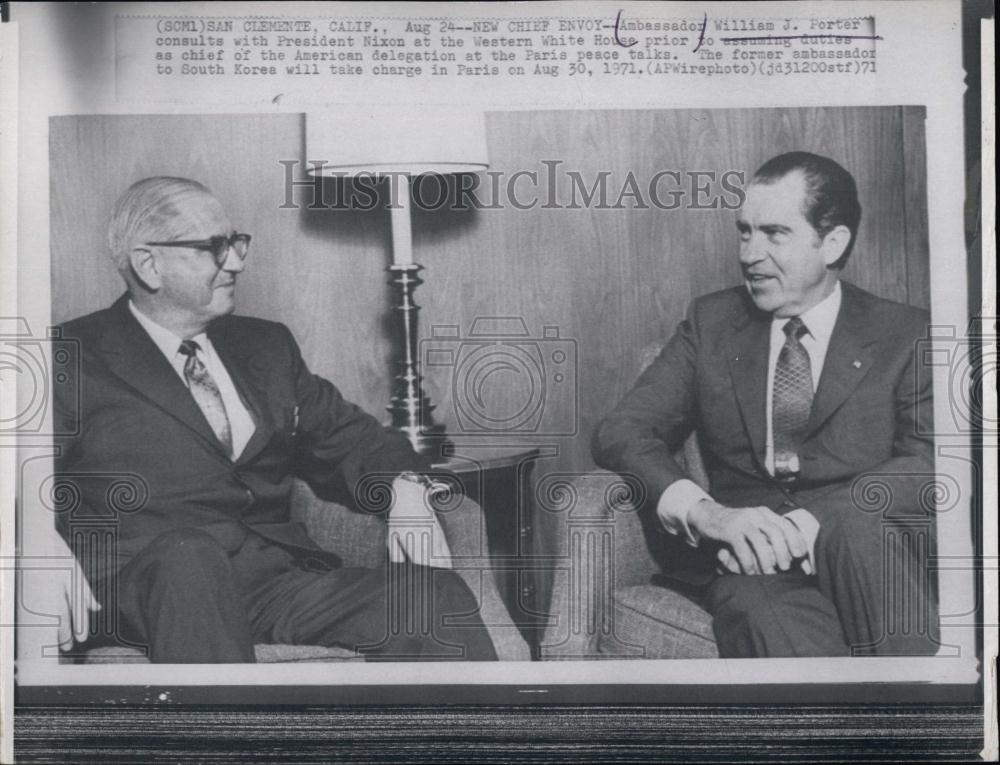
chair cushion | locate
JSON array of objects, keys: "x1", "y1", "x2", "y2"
[
  {"x1": 82, "y1": 643, "x2": 361, "y2": 664},
  {"x1": 80, "y1": 646, "x2": 150, "y2": 664},
  {"x1": 253, "y1": 643, "x2": 362, "y2": 663},
  {"x1": 598, "y1": 584, "x2": 718, "y2": 659}
]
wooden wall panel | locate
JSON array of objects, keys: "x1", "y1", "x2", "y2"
[
  {"x1": 902, "y1": 106, "x2": 931, "y2": 311},
  {"x1": 50, "y1": 107, "x2": 929, "y2": 488}
]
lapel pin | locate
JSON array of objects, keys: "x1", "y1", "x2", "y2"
[{"x1": 852, "y1": 360, "x2": 862, "y2": 368}]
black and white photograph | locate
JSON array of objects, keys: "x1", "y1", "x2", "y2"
[{"x1": 2, "y1": 1, "x2": 993, "y2": 761}]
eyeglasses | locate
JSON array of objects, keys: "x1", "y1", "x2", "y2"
[{"x1": 145, "y1": 233, "x2": 252, "y2": 267}]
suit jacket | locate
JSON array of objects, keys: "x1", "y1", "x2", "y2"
[
  {"x1": 53, "y1": 294, "x2": 432, "y2": 583},
  {"x1": 592, "y1": 280, "x2": 935, "y2": 571}
]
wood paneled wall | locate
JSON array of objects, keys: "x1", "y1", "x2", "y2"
[{"x1": 50, "y1": 107, "x2": 928, "y2": 480}]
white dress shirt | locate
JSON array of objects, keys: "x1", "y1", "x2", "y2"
[
  {"x1": 128, "y1": 301, "x2": 256, "y2": 460},
  {"x1": 658, "y1": 282, "x2": 844, "y2": 562}
]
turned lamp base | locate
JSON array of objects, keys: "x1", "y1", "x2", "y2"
[{"x1": 386, "y1": 264, "x2": 448, "y2": 457}]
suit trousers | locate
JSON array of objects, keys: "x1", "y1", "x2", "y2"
[
  {"x1": 706, "y1": 506, "x2": 940, "y2": 657},
  {"x1": 105, "y1": 527, "x2": 498, "y2": 663}
]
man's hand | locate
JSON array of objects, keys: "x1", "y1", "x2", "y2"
[
  {"x1": 36, "y1": 533, "x2": 101, "y2": 650},
  {"x1": 387, "y1": 476, "x2": 454, "y2": 569},
  {"x1": 688, "y1": 499, "x2": 811, "y2": 575},
  {"x1": 60, "y1": 554, "x2": 101, "y2": 649}
]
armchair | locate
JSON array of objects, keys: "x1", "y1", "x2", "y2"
[{"x1": 538, "y1": 343, "x2": 719, "y2": 661}]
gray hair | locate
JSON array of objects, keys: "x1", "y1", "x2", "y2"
[{"x1": 107, "y1": 177, "x2": 219, "y2": 275}]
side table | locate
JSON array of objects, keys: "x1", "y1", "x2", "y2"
[{"x1": 432, "y1": 446, "x2": 548, "y2": 657}]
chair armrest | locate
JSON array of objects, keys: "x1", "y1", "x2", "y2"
[
  {"x1": 290, "y1": 479, "x2": 386, "y2": 568},
  {"x1": 538, "y1": 470, "x2": 661, "y2": 660}
]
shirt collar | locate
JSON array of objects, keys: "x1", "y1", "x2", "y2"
[
  {"x1": 128, "y1": 300, "x2": 209, "y2": 361},
  {"x1": 773, "y1": 280, "x2": 842, "y2": 344}
]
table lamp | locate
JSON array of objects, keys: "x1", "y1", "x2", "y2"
[{"x1": 305, "y1": 108, "x2": 489, "y2": 456}]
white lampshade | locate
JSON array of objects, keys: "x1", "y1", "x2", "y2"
[
  {"x1": 306, "y1": 107, "x2": 489, "y2": 177},
  {"x1": 302, "y1": 110, "x2": 486, "y2": 450}
]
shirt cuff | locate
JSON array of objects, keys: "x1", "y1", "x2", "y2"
[
  {"x1": 656, "y1": 479, "x2": 712, "y2": 547},
  {"x1": 784, "y1": 508, "x2": 820, "y2": 571}
]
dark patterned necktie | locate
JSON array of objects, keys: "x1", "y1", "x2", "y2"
[
  {"x1": 178, "y1": 340, "x2": 233, "y2": 456},
  {"x1": 773, "y1": 317, "x2": 812, "y2": 479}
]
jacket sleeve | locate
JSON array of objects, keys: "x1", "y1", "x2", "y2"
[
  {"x1": 592, "y1": 301, "x2": 701, "y2": 504},
  {"x1": 282, "y1": 325, "x2": 433, "y2": 506}
]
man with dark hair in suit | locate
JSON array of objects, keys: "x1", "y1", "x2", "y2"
[
  {"x1": 594, "y1": 152, "x2": 939, "y2": 657},
  {"x1": 53, "y1": 176, "x2": 498, "y2": 663}
]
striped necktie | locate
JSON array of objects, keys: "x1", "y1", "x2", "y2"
[{"x1": 178, "y1": 339, "x2": 233, "y2": 456}]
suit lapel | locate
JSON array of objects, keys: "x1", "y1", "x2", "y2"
[
  {"x1": 725, "y1": 302, "x2": 771, "y2": 470},
  {"x1": 208, "y1": 319, "x2": 275, "y2": 465},
  {"x1": 806, "y1": 283, "x2": 877, "y2": 436},
  {"x1": 98, "y1": 296, "x2": 229, "y2": 457}
]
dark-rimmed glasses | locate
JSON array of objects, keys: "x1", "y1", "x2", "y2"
[{"x1": 145, "y1": 233, "x2": 252, "y2": 267}]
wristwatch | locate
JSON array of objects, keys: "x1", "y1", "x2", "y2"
[{"x1": 397, "y1": 471, "x2": 451, "y2": 497}]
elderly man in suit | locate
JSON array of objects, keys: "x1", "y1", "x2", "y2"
[
  {"x1": 52, "y1": 176, "x2": 498, "y2": 663},
  {"x1": 594, "y1": 152, "x2": 938, "y2": 658}
]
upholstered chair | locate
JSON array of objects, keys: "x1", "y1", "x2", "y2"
[{"x1": 538, "y1": 343, "x2": 718, "y2": 661}]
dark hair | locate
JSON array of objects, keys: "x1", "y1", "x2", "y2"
[{"x1": 752, "y1": 151, "x2": 862, "y2": 269}]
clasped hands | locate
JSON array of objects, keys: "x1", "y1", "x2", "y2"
[
  {"x1": 688, "y1": 499, "x2": 814, "y2": 576},
  {"x1": 386, "y1": 475, "x2": 454, "y2": 569}
]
